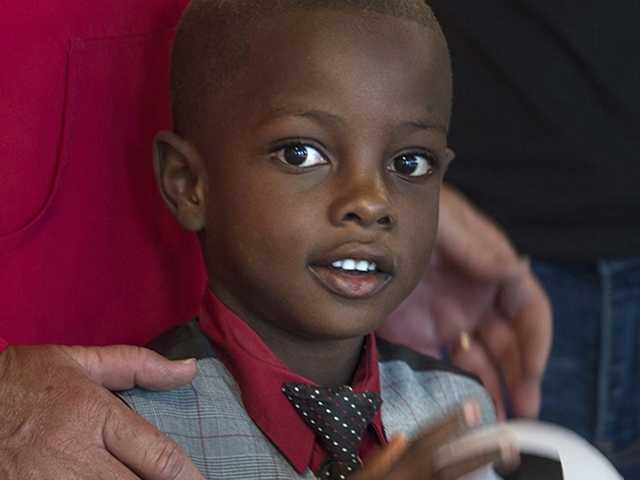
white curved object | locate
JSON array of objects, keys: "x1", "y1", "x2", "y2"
[{"x1": 446, "y1": 420, "x2": 622, "y2": 480}]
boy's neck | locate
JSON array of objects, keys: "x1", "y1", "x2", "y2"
[
  {"x1": 209, "y1": 285, "x2": 369, "y2": 386},
  {"x1": 248, "y1": 321, "x2": 366, "y2": 387}
]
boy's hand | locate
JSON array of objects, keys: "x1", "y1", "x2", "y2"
[
  {"x1": 378, "y1": 184, "x2": 552, "y2": 419},
  {"x1": 0, "y1": 345, "x2": 205, "y2": 480},
  {"x1": 353, "y1": 402, "x2": 518, "y2": 480}
]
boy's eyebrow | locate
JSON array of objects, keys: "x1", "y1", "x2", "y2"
[
  {"x1": 264, "y1": 105, "x2": 447, "y2": 132},
  {"x1": 267, "y1": 106, "x2": 345, "y2": 128},
  {"x1": 403, "y1": 119, "x2": 447, "y2": 133}
]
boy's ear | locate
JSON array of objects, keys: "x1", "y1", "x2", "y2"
[
  {"x1": 441, "y1": 147, "x2": 455, "y2": 176},
  {"x1": 153, "y1": 131, "x2": 207, "y2": 232}
]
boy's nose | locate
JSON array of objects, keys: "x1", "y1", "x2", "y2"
[{"x1": 329, "y1": 179, "x2": 395, "y2": 230}]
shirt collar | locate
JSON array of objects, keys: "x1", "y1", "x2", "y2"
[{"x1": 198, "y1": 290, "x2": 383, "y2": 474}]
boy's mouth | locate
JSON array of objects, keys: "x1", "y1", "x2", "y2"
[{"x1": 308, "y1": 253, "x2": 393, "y2": 299}]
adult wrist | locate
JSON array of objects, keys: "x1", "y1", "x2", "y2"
[{"x1": 0, "y1": 337, "x2": 8, "y2": 354}]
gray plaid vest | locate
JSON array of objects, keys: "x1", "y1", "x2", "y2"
[{"x1": 120, "y1": 321, "x2": 494, "y2": 479}]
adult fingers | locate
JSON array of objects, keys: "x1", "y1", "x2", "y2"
[
  {"x1": 96, "y1": 456, "x2": 143, "y2": 480},
  {"x1": 514, "y1": 275, "x2": 552, "y2": 385},
  {"x1": 0, "y1": 345, "x2": 200, "y2": 480},
  {"x1": 475, "y1": 320, "x2": 522, "y2": 416},
  {"x1": 103, "y1": 403, "x2": 205, "y2": 480},
  {"x1": 497, "y1": 274, "x2": 552, "y2": 417},
  {"x1": 451, "y1": 272, "x2": 552, "y2": 419},
  {"x1": 63, "y1": 345, "x2": 197, "y2": 391},
  {"x1": 450, "y1": 340, "x2": 506, "y2": 421},
  {"x1": 437, "y1": 185, "x2": 529, "y2": 282}
]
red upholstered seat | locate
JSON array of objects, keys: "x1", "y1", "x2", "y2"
[{"x1": 0, "y1": 0, "x2": 206, "y2": 345}]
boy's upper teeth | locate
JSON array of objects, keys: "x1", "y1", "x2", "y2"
[{"x1": 331, "y1": 259, "x2": 377, "y2": 272}]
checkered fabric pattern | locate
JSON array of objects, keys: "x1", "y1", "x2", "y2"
[{"x1": 120, "y1": 352, "x2": 494, "y2": 479}]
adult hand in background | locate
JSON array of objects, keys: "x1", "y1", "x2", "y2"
[
  {"x1": 0, "y1": 345, "x2": 204, "y2": 480},
  {"x1": 378, "y1": 184, "x2": 552, "y2": 420}
]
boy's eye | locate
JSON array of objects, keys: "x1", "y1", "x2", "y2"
[
  {"x1": 274, "y1": 144, "x2": 328, "y2": 168},
  {"x1": 388, "y1": 153, "x2": 434, "y2": 177}
]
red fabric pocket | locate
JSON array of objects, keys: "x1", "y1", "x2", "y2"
[{"x1": 0, "y1": 0, "x2": 205, "y2": 346}]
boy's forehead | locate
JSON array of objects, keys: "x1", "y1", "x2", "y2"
[
  {"x1": 208, "y1": 9, "x2": 451, "y2": 131},
  {"x1": 253, "y1": 7, "x2": 434, "y2": 51},
  {"x1": 171, "y1": 1, "x2": 450, "y2": 138}
]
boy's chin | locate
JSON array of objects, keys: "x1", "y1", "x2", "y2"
[{"x1": 293, "y1": 309, "x2": 390, "y2": 341}]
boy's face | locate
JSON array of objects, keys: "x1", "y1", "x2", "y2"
[{"x1": 159, "y1": 9, "x2": 453, "y2": 345}]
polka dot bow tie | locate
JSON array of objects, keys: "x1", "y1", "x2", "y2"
[{"x1": 282, "y1": 382, "x2": 382, "y2": 480}]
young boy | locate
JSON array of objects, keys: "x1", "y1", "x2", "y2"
[{"x1": 120, "y1": 1, "x2": 516, "y2": 478}]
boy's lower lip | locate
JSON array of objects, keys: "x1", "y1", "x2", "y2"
[{"x1": 308, "y1": 266, "x2": 391, "y2": 299}]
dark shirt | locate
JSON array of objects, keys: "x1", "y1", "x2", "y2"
[{"x1": 431, "y1": 1, "x2": 640, "y2": 260}]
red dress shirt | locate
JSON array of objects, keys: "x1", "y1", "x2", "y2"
[
  {"x1": 1, "y1": 1, "x2": 205, "y2": 347},
  {"x1": 199, "y1": 291, "x2": 387, "y2": 474}
]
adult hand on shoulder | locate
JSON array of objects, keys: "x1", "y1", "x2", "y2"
[
  {"x1": 0, "y1": 344, "x2": 205, "y2": 480},
  {"x1": 378, "y1": 184, "x2": 552, "y2": 420},
  {"x1": 352, "y1": 401, "x2": 519, "y2": 479}
]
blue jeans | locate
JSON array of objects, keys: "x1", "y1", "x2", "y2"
[{"x1": 534, "y1": 257, "x2": 640, "y2": 479}]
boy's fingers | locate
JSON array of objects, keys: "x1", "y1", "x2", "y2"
[
  {"x1": 356, "y1": 402, "x2": 502, "y2": 480},
  {"x1": 63, "y1": 345, "x2": 198, "y2": 391},
  {"x1": 352, "y1": 434, "x2": 409, "y2": 479},
  {"x1": 386, "y1": 401, "x2": 486, "y2": 478},
  {"x1": 103, "y1": 404, "x2": 205, "y2": 480},
  {"x1": 413, "y1": 400, "x2": 483, "y2": 450},
  {"x1": 434, "y1": 439, "x2": 519, "y2": 480}
]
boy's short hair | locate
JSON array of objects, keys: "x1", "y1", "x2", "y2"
[{"x1": 171, "y1": 0, "x2": 441, "y2": 136}]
